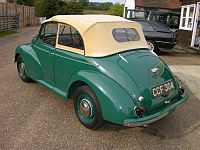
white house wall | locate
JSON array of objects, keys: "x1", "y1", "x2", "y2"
[{"x1": 123, "y1": 0, "x2": 135, "y2": 17}]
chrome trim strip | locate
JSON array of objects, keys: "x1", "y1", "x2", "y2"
[
  {"x1": 55, "y1": 53, "x2": 98, "y2": 67},
  {"x1": 32, "y1": 44, "x2": 50, "y2": 53},
  {"x1": 155, "y1": 41, "x2": 174, "y2": 44},
  {"x1": 33, "y1": 44, "x2": 98, "y2": 67},
  {"x1": 118, "y1": 54, "x2": 128, "y2": 63}
]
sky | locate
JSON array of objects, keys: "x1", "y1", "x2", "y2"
[{"x1": 89, "y1": 0, "x2": 125, "y2": 4}]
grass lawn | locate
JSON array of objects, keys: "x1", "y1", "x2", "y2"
[{"x1": 0, "y1": 30, "x2": 18, "y2": 37}]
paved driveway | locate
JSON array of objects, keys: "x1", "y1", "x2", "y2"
[
  {"x1": 1, "y1": 27, "x2": 200, "y2": 150},
  {"x1": 170, "y1": 65, "x2": 200, "y2": 100}
]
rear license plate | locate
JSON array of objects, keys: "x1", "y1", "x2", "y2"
[{"x1": 152, "y1": 81, "x2": 174, "y2": 97}]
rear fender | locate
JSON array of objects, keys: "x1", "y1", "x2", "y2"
[{"x1": 67, "y1": 70, "x2": 136, "y2": 124}]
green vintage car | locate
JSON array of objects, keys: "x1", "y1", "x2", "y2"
[{"x1": 15, "y1": 15, "x2": 189, "y2": 129}]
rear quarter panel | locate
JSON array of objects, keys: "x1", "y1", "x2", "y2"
[{"x1": 68, "y1": 70, "x2": 136, "y2": 124}]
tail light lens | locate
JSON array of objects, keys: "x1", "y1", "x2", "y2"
[
  {"x1": 179, "y1": 86, "x2": 185, "y2": 95},
  {"x1": 134, "y1": 106, "x2": 146, "y2": 117}
]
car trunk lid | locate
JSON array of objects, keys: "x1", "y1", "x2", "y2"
[{"x1": 117, "y1": 50, "x2": 178, "y2": 114}]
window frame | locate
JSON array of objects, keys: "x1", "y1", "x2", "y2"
[
  {"x1": 179, "y1": 4, "x2": 196, "y2": 31},
  {"x1": 56, "y1": 23, "x2": 85, "y2": 55},
  {"x1": 112, "y1": 28, "x2": 140, "y2": 43},
  {"x1": 36, "y1": 21, "x2": 58, "y2": 47}
]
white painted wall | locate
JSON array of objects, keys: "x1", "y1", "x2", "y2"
[{"x1": 123, "y1": 0, "x2": 135, "y2": 17}]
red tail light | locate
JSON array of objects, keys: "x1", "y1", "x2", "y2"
[{"x1": 134, "y1": 106, "x2": 146, "y2": 117}]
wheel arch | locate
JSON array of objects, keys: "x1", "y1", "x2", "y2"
[
  {"x1": 15, "y1": 44, "x2": 33, "y2": 78},
  {"x1": 66, "y1": 70, "x2": 136, "y2": 124},
  {"x1": 67, "y1": 80, "x2": 88, "y2": 99},
  {"x1": 14, "y1": 53, "x2": 20, "y2": 63},
  {"x1": 146, "y1": 39, "x2": 158, "y2": 51},
  {"x1": 146, "y1": 39, "x2": 156, "y2": 44},
  {"x1": 15, "y1": 45, "x2": 30, "y2": 65}
]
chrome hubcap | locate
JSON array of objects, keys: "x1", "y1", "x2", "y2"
[
  {"x1": 19, "y1": 63, "x2": 25, "y2": 76},
  {"x1": 80, "y1": 99, "x2": 91, "y2": 117},
  {"x1": 147, "y1": 42, "x2": 154, "y2": 52}
]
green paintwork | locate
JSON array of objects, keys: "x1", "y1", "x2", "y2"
[{"x1": 15, "y1": 29, "x2": 189, "y2": 126}]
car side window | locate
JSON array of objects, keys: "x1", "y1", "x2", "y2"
[
  {"x1": 140, "y1": 21, "x2": 155, "y2": 32},
  {"x1": 38, "y1": 22, "x2": 58, "y2": 46},
  {"x1": 58, "y1": 24, "x2": 84, "y2": 50}
]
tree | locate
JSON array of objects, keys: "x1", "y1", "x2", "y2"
[
  {"x1": 57, "y1": 1, "x2": 83, "y2": 15},
  {"x1": 108, "y1": 3, "x2": 124, "y2": 17},
  {"x1": 87, "y1": 2, "x2": 113, "y2": 11},
  {"x1": 35, "y1": 0, "x2": 59, "y2": 18},
  {"x1": 100, "y1": 2, "x2": 113, "y2": 10},
  {"x1": 35, "y1": 0, "x2": 84, "y2": 17},
  {"x1": 79, "y1": 0, "x2": 89, "y2": 7},
  {"x1": 17, "y1": 0, "x2": 35, "y2": 6}
]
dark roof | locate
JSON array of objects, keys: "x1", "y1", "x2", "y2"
[
  {"x1": 129, "y1": 19, "x2": 172, "y2": 33},
  {"x1": 181, "y1": 0, "x2": 199, "y2": 5},
  {"x1": 135, "y1": 0, "x2": 181, "y2": 9}
]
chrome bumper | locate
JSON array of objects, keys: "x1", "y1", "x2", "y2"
[
  {"x1": 123, "y1": 92, "x2": 189, "y2": 127},
  {"x1": 123, "y1": 112, "x2": 169, "y2": 127}
]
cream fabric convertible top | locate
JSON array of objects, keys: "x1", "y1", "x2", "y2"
[{"x1": 43, "y1": 15, "x2": 149, "y2": 57}]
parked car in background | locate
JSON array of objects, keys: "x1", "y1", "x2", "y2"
[
  {"x1": 151, "y1": 12, "x2": 180, "y2": 30},
  {"x1": 15, "y1": 15, "x2": 188, "y2": 129},
  {"x1": 124, "y1": 9, "x2": 180, "y2": 30},
  {"x1": 128, "y1": 18, "x2": 177, "y2": 52}
]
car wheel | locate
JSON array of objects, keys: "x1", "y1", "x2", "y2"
[
  {"x1": 147, "y1": 40, "x2": 158, "y2": 52},
  {"x1": 73, "y1": 85, "x2": 104, "y2": 129},
  {"x1": 16, "y1": 56, "x2": 32, "y2": 83}
]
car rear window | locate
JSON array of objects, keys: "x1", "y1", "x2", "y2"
[
  {"x1": 148, "y1": 21, "x2": 171, "y2": 33},
  {"x1": 112, "y1": 28, "x2": 140, "y2": 42},
  {"x1": 139, "y1": 21, "x2": 155, "y2": 32}
]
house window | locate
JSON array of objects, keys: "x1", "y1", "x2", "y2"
[{"x1": 179, "y1": 4, "x2": 196, "y2": 31}]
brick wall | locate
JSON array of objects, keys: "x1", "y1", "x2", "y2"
[
  {"x1": 135, "y1": 0, "x2": 182, "y2": 9},
  {"x1": 177, "y1": 30, "x2": 193, "y2": 48},
  {"x1": 182, "y1": 0, "x2": 199, "y2": 5}
]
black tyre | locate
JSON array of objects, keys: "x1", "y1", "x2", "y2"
[
  {"x1": 73, "y1": 85, "x2": 104, "y2": 129},
  {"x1": 16, "y1": 56, "x2": 32, "y2": 83},
  {"x1": 147, "y1": 40, "x2": 158, "y2": 52}
]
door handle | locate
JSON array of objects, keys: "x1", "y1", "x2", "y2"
[
  {"x1": 164, "y1": 100, "x2": 171, "y2": 104},
  {"x1": 49, "y1": 51, "x2": 54, "y2": 55}
]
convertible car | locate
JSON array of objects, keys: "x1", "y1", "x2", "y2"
[{"x1": 15, "y1": 15, "x2": 189, "y2": 129}]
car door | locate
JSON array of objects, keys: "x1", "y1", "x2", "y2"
[
  {"x1": 53, "y1": 23, "x2": 86, "y2": 98},
  {"x1": 30, "y1": 22, "x2": 58, "y2": 89}
]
